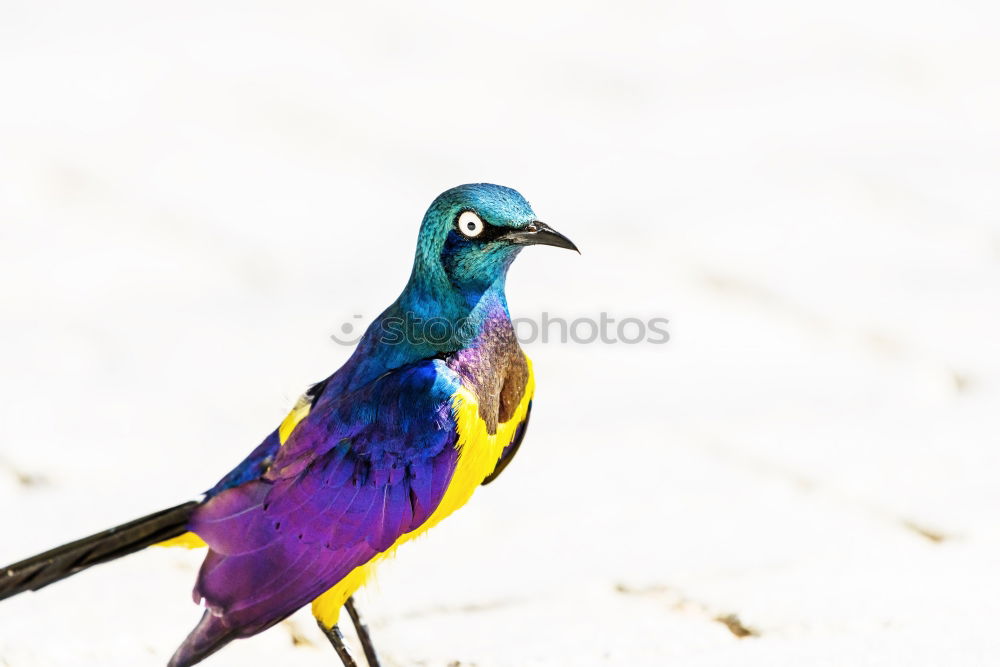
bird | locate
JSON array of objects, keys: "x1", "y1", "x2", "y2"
[{"x1": 0, "y1": 183, "x2": 578, "y2": 667}]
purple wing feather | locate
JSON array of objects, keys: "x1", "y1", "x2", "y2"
[{"x1": 168, "y1": 359, "x2": 462, "y2": 667}]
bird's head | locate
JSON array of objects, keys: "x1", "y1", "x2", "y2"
[{"x1": 410, "y1": 184, "x2": 577, "y2": 304}]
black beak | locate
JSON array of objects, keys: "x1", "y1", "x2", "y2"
[{"x1": 504, "y1": 221, "x2": 579, "y2": 253}]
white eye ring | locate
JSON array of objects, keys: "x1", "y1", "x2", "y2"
[{"x1": 457, "y1": 211, "x2": 485, "y2": 238}]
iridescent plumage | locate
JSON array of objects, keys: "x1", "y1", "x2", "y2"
[
  {"x1": 170, "y1": 184, "x2": 575, "y2": 665},
  {"x1": 0, "y1": 183, "x2": 576, "y2": 667}
]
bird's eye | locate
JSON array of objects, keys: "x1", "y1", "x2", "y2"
[{"x1": 456, "y1": 211, "x2": 485, "y2": 238}]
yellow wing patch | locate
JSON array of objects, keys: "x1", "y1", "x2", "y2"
[
  {"x1": 312, "y1": 357, "x2": 535, "y2": 627},
  {"x1": 278, "y1": 394, "x2": 313, "y2": 445}
]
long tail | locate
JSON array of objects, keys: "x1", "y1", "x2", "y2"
[{"x1": 0, "y1": 500, "x2": 199, "y2": 601}]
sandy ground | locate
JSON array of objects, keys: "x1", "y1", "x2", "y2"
[{"x1": 1, "y1": 1, "x2": 999, "y2": 665}]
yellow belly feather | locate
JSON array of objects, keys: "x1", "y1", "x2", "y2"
[
  {"x1": 157, "y1": 359, "x2": 535, "y2": 629},
  {"x1": 156, "y1": 532, "x2": 207, "y2": 549},
  {"x1": 312, "y1": 358, "x2": 534, "y2": 627}
]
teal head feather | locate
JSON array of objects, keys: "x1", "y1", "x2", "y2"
[
  {"x1": 407, "y1": 184, "x2": 542, "y2": 313},
  {"x1": 346, "y1": 183, "x2": 577, "y2": 387}
]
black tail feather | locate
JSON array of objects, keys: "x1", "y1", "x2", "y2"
[{"x1": 0, "y1": 500, "x2": 199, "y2": 601}]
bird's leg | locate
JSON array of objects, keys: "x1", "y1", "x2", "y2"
[
  {"x1": 345, "y1": 596, "x2": 382, "y2": 667},
  {"x1": 317, "y1": 620, "x2": 358, "y2": 667}
]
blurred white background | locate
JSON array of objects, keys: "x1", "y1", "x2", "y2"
[{"x1": 1, "y1": 1, "x2": 998, "y2": 665}]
